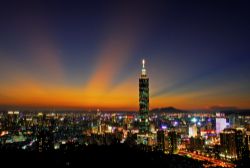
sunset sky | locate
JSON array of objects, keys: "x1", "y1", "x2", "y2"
[{"x1": 0, "y1": 0, "x2": 250, "y2": 110}]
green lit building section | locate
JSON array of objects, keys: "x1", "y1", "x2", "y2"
[{"x1": 139, "y1": 59, "x2": 149, "y2": 134}]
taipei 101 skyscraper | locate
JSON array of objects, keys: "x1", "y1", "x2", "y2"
[{"x1": 139, "y1": 59, "x2": 149, "y2": 134}]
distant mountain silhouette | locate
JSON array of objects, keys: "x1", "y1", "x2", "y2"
[
  {"x1": 210, "y1": 105, "x2": 238, "y2": 111},
  {"x1": 151, "y1": 107, "x2": 188, "y2": 113}
]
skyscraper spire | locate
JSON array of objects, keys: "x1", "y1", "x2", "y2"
[{"x1": 141, "y1": 59, "x2": 147, "y2": 76}]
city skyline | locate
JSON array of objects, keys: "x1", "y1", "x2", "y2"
[{"x1": 0, "y1": 0, "x2": 250, "y2": 110}]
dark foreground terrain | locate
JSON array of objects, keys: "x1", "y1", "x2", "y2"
[{"x1": 0, "y1": 144, "x2": 203, "y2": 167}]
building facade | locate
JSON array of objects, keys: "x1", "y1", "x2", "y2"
[{"x1": 139, "y1": 59, "x2": 149, "y2": 134}]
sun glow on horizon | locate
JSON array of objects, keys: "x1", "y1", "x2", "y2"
[{"x1": 0, "y1": 1, "x2": 249, "y2": 110}]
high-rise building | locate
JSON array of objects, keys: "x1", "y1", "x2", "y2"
[
  {"x1": 220, "y1": 128, "x2": 237, "y2": 160},
  {"x1": 235, "y1": 128, "x2": 249, "y2": 160},
  {"x1": 139, "y1": 59, "x2": 149, "y2": 134},
  {"x1": 244, "y1": 130, "x2": 250, "y2": 159},
  {"x1": 157, "y1": 130, "x2": 166, "y2": 151},
  {"x1": 189, "y1": 136, "x2": 205, "y2": 152},
  {"x1": 216, "y1": 117, "x2": 227, "y2": 135},
  {"x1": 219, "y1": 128, "x2": 248, "y2": 160},
  {"x1": 189, "y1": 124, "x2": 198, "y2": 138},
  {"x1": 168, "y1": 131, "x2": 179, "y2": 154}
]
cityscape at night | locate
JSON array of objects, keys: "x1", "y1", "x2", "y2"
[{"x1": 0, "y1": 0, "x2": 250, "y2": 167}]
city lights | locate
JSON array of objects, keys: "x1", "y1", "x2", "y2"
[
  {"x1": 191, "y1": 118, "x2": 197, "y2": 123},
  {"x1": 0, "y1": 0, "x2": 249, "y2": 167}
]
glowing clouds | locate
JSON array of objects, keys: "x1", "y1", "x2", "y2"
[
  {"x1": 82, "y1": 22, "x2": 138, "y2": 107},
  {"x1": 25, "y1": 27, "x2": 65, "y2": 81}
]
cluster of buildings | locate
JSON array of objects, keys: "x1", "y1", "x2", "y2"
[{"x1": 0, "y1": 60, "x2": 249, "y2": 164}]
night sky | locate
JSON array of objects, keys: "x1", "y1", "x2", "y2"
[{"x1": 0, "y1": 0, "x2": 250, "y2": 110}]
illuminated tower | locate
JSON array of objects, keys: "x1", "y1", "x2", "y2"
[{"x1": 139, "y1": 59, "x2": 149, "y2": 133}]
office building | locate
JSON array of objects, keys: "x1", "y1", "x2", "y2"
[{"x1": 138, "y1": 59, "x2": 149, "y2": 134}]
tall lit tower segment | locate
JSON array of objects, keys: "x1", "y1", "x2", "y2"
[{"x1": 139, "y1": 59, "x2": 149, "y2": 133}]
